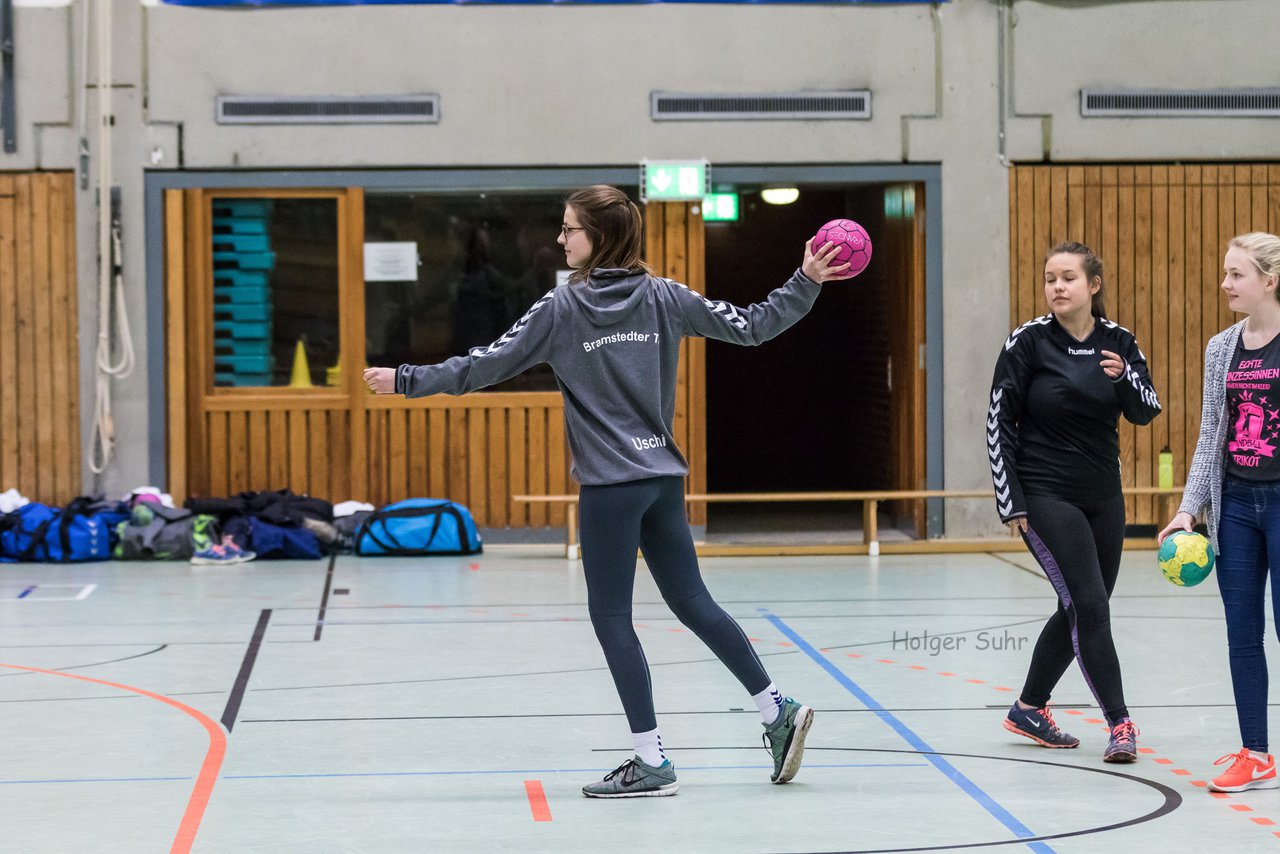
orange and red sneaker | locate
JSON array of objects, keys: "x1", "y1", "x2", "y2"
[{"x1": 1209, "y1": 748, "x2": 1279, "y2": 793}]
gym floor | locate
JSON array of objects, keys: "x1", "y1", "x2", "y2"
[{"x1": 1, "y1": 545, "x2": 1275, "y2": 853}]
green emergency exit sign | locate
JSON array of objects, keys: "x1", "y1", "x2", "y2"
[
  {"x1": 702, "y1": 193, "x2": 739, "y2": 222},
  {"x1": 640, "y1": 160, "x2": 710, "y2": 202}
]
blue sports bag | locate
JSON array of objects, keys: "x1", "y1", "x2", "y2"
[{"x1": 355, "y1": 499, "x2": 482, "y2": 557}]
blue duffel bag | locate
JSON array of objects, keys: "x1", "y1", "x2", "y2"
[
  {"x1": 355, "y1": 499, "x2": 482, "y2": 557},
  {"x1": 0, "y1": 498, "x2": 122, "y2": 562}
]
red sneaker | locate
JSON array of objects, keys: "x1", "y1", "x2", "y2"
[{"x1": 1210, "y1": 748, "x2": 1279, "y2": 793}]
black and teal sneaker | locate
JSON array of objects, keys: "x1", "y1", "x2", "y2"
[
  {"x1": 1003, "y1": 702, "x2": 1080, "y2": 748},
  {"x1": 582, "y1": 757, "x2": 678, "y2": 798},
  {"x1": 763, "y1": 698, "x2": 814, "y2": 784}
]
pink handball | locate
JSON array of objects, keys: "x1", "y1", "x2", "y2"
[{"x1": 812, "y1": 219, "x2": 872, "y2": 277}]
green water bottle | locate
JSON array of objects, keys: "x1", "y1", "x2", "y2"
[{"x1": 1159, "y1": 446, "x2": 1174, "y2": 490}]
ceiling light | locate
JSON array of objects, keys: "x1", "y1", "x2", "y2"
[{"x1": 760, "y1": 186, "x2": 800, "y2": 205}]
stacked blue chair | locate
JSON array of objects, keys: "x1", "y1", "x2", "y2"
[{"x1": 212, "y1": 199, "x2": 276, "y2": 386}]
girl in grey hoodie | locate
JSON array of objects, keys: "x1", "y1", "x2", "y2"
[{"x1": 365, "y1": 185, "x2": 854, "y2": 797}]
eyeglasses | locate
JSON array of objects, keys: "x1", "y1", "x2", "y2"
[{"x1": 560, "y1": 225, "x2": 586, "y2": 237}]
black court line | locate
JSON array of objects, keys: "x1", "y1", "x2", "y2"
[
  {"x1": 268, "y1": 591, "x2": 1213, "y2": 610},
  {"x1": 989, "y1": 551, "x2": 1047, "y2": 580},
  {"x1": 221, "y1": 609, "x2": 272, "y2": 733},
  {"x1": 606, "y1": 745, "x2": 1180, "y2": 854},
  {"x1": 314, "y1": 552, "x2": 337, "y2": 642},
  {"x1": 0, "y1": 645, "x2": 168, "y2": 677}
]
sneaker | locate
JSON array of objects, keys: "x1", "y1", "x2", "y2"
[
  {"x1": 191, "y1": 535, "x2": 256, "y2": 566},
  {"x1": 763, "y1": 698, "x2": 814, "y2": 784},
  {"x1": 582, "y1": 757, "x2": 678, "y2": 798},
  {"x1": 1103, "y1": 719, "x2": 1139, "y2": 763},
  {"x1": 1003, "y1": 702, "x2": 1080, "y2": 748},
  {"x1": 1210, "y1": 748, "x2": 1279, "y2": 792}
]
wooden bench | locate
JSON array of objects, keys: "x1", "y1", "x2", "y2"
[{"x1": 511, "y1": 487, "x2": 1185, "y2": 559}]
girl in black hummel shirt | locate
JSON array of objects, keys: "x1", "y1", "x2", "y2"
[{"x1": 988, "y1": 242, "x2": 1162, "y2": 763}]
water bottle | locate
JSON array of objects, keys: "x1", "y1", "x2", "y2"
[{"x1": 1159, "y1": 446, "x2": 1174, "y2": 490}]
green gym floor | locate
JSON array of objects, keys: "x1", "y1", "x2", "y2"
[{"x1": 1, "y1": 546, "x2": 1276, "y2": 853}]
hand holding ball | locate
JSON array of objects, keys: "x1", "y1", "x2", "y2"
[{"x1": 813, "y1": 219, "x2": 873, "y2": 277}]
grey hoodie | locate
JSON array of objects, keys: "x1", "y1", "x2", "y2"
[{"x1": 396, "y1": 268, "x2": 821, "y2": 485}]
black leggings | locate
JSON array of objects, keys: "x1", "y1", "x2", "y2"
[
  {"x1": 579, "y1": 476, "x2": 772, "y2": 733},
  {"x1": 1019, "y1": 493, "x2": 1130, "y2": 726}
]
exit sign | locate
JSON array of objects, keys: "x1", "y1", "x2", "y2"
[
  {"x1": 640, "y1": 160, "x2": 710, "y2": 202},
  {"x1": 702, "y1": 193, "x2": 739, "y2": 222}
]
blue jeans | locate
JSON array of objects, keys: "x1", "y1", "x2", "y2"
[{"x1": 1217, "y1": 477, "x2": 1280, "y2": 753}]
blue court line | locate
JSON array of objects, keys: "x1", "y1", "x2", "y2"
[
  {"x1": 761, "y1": 610, "x2": 1055, "y2": 854},
  {"x1": 0, "y1": 762, "x2": 925, "y2": 787},
  {"x1": 16, "y1": 586, "x2": 34, "y2": 599}
]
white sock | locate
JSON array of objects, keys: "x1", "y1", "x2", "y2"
[
  {"x1": 632, "y1": 727, "x2": 665, "y2": 767},
  {"x1": 753, "y1": 683, "x2": 784, "y2": 725}
]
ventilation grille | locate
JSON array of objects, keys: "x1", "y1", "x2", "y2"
[
  {"x1": 651, "y1": 91, "x2": 870, "y2": 121},
  {"x1": 216, "y1": 95, "x2": 440, "y2": 125},
  {"x1": 1081, "y1": 88, "x2": 1280, "y2": 117}
]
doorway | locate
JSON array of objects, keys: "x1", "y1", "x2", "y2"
[{"x1": 703, "y1": 182, "x2": 928, "y2": 541}]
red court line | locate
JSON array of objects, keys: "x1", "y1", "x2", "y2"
[
  {"x1": 0, "y1": 662, "x2": 226, "y2": 854},
  {"x1": 524, "y1": 780, "x2": 553, "y2": 822}
]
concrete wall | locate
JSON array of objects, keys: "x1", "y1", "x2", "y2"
[{"x1": 4, "y1": 0, "x2": 1279, "y2": 533}]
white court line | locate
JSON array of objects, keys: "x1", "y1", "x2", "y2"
[{"x1": 0, "y1": 584, "x2": 97, "y2": 602}]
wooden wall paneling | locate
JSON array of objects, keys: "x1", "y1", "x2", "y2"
[
  {"x1": 366, "y1": 410, "x2": 387, "y2": 505},
  {"x1": 1014, "y1": 167, "x2": 1036, "y2": 326},
  {"x1": 1032, "y1": 167, "x2": 1052, "y2": 316},
  {"x1": 288, "y1": 409, "x2": 309, "y2": 496},
  {"x1": 227, "y1": 410, "x2": 248, "y2": 493},
  {"x1": 329, "y1": 410, "x2": 351, "y2": 501},
  {"x1": 408, "y1": 408, "x2": 427, "y2": 500},
  {"x1": 387, "y1": 407, "x2": 407, "y2": 503},
  {"x1": 428, "y1": 408, "x2": 447, "y2": 502},
  {"x1": 268, "y1": 409, "x2": 289, "y2": 491},
  {"x1": 467, "y1": 408, "x2": 488, "y2": 525},
  {"x1": 247, "y1": 410, "x2": 268, "y2": 492},
  {"x1": 47, "y1": 175, "x2": 75, "y2": 501},
  {"x1": 488, "y1": 408, "x2": 508, "y2": 528},
  {"x1": 164, "y1": 190, "x2": 189, "y2": 501},
  {"x1": 342, "y1": 188, "x2": 369, "y2": 503},
  {"x1": 30, "y1": 176, "x2": 54, "y2": 500},
  {"x1": 1132, "y1": 166, "x2": 1154, "y2": 520},
  {"x1": 1270, "y1": 165, "x2": 1280, "y2": 236},
  {"x1": 527, "y1": 407, "x2": 547, "y2": 527},
  {"x1": 1050, "y1": 167, "x2": 1069, "y2": 245},
  {"x1": 13, "y1": 176, "x2": 35, "y2": 495},
  {"x1": 1149, "y1": 169, "x2": 1171, "y2": 518},
  {"x1": 0, "y1": 178, "x2": 16, "y2": 493},
  {"x1": 1167, "y1": 170, "x2": 1187, "y2": 487},
  {"x1": 309, "y1": 410, "x2": 330, "y2": 501},
  {"x1": 1217, "y1": 167, "x2": 1236, "y2": 332},
  {"x1": 547, "y1": 406, "x2": 567, "y2": 527},
  {"x1": 188, "y1": 189, "x2": 213, "y2": 498},
  {"x1": 1066, "y1": 167, "x2": 1086, "y2": 244},
  {"x1": 208, "y1": 412, "x2": 228, "y2": 497},
  {"x1": 1185, "y1": 167, "x2": 1205, "y2": 481},
  {"x1": 507, "y1": 408, "x2": 527, "y2": 527},
  {"x1": 686, "y1": 205, "x2": 707, "y2": 526},
  {"x1": 447, "y1": 407, "x2": 468, "y2": 509}
]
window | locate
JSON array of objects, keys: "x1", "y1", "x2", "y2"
[
  {"x1": 211, "y1": 197, "x2": 339, "y2": 388},
  {"x1": 363, "y1": 192, "x2": 570, "y2": 393}
]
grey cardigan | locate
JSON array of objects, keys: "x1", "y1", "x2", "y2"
[{"x1": 1178, "y1": 319, "x2": 1246, "y2": 551}]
